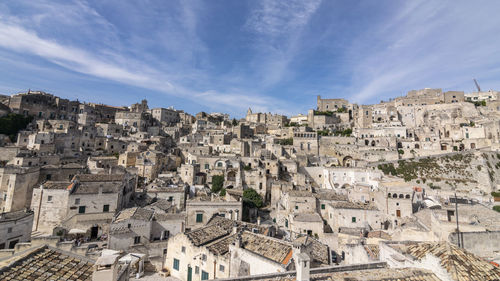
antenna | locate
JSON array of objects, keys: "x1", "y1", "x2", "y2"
[{"x1": 473, "y1": 78, "x2": 481, "y2": 92}]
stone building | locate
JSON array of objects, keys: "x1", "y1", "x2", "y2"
[
  {"x1": 185, "y1": 197, "x2": 242, "y2": 230},
  {"x1": 0, "y1": 209, "x2": 33, "y2": 249},
  {"x1": 31, "y1": 174, "x2": 135, "y2": 234},
  {"x1": 108, "y1": 206, "x2": 184, "y2": 268}
]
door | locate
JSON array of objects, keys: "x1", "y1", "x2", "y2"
[
  {"x1": 90, "y1": 226, "x2": 98, "y2": 239},
  {"x1": 187, "y1": 266, "x2": 192, "y2": 281},
  {"x1": 396, "y1": 210, "x2": 401, "y2": 217}
]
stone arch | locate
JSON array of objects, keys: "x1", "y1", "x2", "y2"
[
  {"x1": 341, "y1": 183, "x2": 352, "y2": 189},
  {"x1": 342, "y1": 156, "x2": 353, "y2": 167}
]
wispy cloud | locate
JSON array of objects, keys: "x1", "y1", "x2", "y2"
[
  {"x1": 0, "y1": 1, "x2": 295, "y2": 116},
  {"x1": 245, "y1": 0, "x2": 322, "y2": 86},
  {"x1": 346, "y1": 2, "x2": 500, "y2": 103}
]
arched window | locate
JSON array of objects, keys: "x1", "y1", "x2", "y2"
[
  {"x1": 399, "y1": 194, "x2": 404, "y2": 198},
  {"x1": 387, "y1": 193, "x2": 391, "y2": 198},
  {"x1": 392, "y1": 194, "x2": 397, "y2": 198},
  {"x1": 405, "y1": 194, "x2": 411, "y2": 199}
]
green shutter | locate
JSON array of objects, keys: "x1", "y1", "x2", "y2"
[
  {"x1": 196, "y1": 213, "x2": 203, "y2": 223},
  {"x1": 173, "y1": 258, "x2": 179, "y2": 270}
]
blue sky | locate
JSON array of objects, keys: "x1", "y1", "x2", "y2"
[{"x1": 1, "y1": 1, "x2": 500, "y2": 117}]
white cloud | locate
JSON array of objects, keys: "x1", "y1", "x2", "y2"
[
  {"x1": 345, "y1": 2, "x2": 500, "y2": 103},
  {"x1": 245, "y1": 0, "x2": 322, "y2": 86}
]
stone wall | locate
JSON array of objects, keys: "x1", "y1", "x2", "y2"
[{"x1": 449, "y1": 231, "x2": 500, "y2": 257}]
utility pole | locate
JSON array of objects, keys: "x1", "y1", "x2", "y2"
[{"x1": 454, "y1": 191, "x2": 461, "y2": 248}]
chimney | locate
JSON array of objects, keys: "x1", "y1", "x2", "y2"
[
  {"x1": 233, "y1": 232, "x2": 242, "y2": 248},
  {"x1": 295, "y1": 253, "x2": 310, "y2": 281},
  {"x1": 92, "y1": 254, "x2": 120, "y2": 281}
]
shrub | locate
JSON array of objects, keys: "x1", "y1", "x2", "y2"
[
  {"x1": 491, "y1": 191, "x2": 500, "y2": 197},
  {"x1": 211, "y1": 175, "x2": 224, "y2": 193},
  {"x1": 243, "y1": 165, "x2": 252, "y2": 171},
  {"x1": 493, "y1": 206, "x2": 500, "y2": 212},
  {"x1": 477, "y1": 165, "x2": 482, "y2": 171},
  {"x1": 279, "y1": 138, "x2": 293, "y2": 145},
  {"x1": 398, "y1": 149, "x2": 404, "y2": 155},
  {"x1": 317, "y1": 130, "x2": 330, "y2": 136},
  {"x1": 219, "y1": 188, "x2": 226, "y2": 196},
  {"x1": 314, "y1": 110, "x2": 333, "y2": 116},
  {"x1": 243, "y1": 188, "x2": 263, "y2": 208},
  {"x1": 0, "y1": 113, "x2": 33, "y2": 141}
]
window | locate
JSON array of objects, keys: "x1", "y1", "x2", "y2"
[
  {"x1": 47, "y1": 196, "x2": 53, "y2": 202},
  {"x1": 78, "y1": 206, "x2": 86, "y2": 214},
  {"x1": 75, "y1": 198, "x2": 80, "y2": 205},
  {"x1": 103, "y1": 205, "x2": 110, "y2": 212},
  {"x1": 168, "y1": 196, "x2": 173, "y2": 202},
  {"x1": 181, "y1": 246, "x2": 186, "y2": 253},
  {"x1": 196, "y1": 213, "x2": 203, "y2": 223},
  {"x1": 46, "y1": 174, "x2": 52, "y2": 180},
  {"x1": 352, "y1": 217, "x2": 356, "y2": 223},
  {"x1": 295, "y1": 206, "x2": 298, "y2": 210},
  {"x1": 321, "y1": 204, "x2": 325, "y2": 210},
  {"x1": 219, "y1": 264, "x2": 225, "y2": 272},
  {"x1": 134, "y1": 236, "x2": 141, "y2": 244},
  {"x1": 173, "y1": 258, "x2": 180, "y2": 271},
  {"x1": 201, "y1": 271, "x2": 209, "y2": 280},
  {"x1": 205, "y1": 164, "x2": 209, "y2": 169},
  {"x1": 7, "y1": 227, "x2": 12, "y2": 233},
  {"x1": 195, "y1": 266, "x2": 199, "y2": 274}
]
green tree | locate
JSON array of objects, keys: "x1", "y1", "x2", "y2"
[
  {"x1": 232, "y1": 118, "x2": 239, "y2": 126},
  {"x1": 219, "y1": 188, "x2": 226, "y2": 196},
  {"x1": 211, "y1": 175, "x2": 224, "y2": 193},
  {"x1": 243, "y1": 188, "x2": 263, "y2": 208},
  {"x1": 0, "y1": 113, "x2": 33, "y2": 141},
  {"x1": 279, "y1": 138, "x2": 293, "y2": 145}
]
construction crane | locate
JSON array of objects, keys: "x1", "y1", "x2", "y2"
[{"x1": 473, "y1": 78, "x2": 481, "y2": 92}]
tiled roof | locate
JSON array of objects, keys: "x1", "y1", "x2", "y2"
[
  {"x1": 287, "y1": 190, "x2": 314, "y2": 197},
  {"x1": 72, "y1": 181, "x2": 122, "y2": 194},
  {"x1": 114, "y1": 207, "x2": 154, "y2": 222},
  {"x1": 321, "y1": 268, "x2": 440, "y2": 281},
  {"x1": 42, "y1": 181, "x2": 72, "y2": 190},
  {"x1": 0, "y1": 210, "x2": 33, "y2": 222},
  {"x1": 207, "y1": 215, "x2": 270, "y2": 235},
  {"x1": 389, "y1": 242, "x2": 500, "y2": 281},
  {"x1": 367, "y1": 230, "x2": 392, "y2": 240},
  {"x1": 293, "y1": 212, "x2": 323, "y2": 223},
  {"x1": 330, "y1": 201, "x2": 379, "y2": 210},
  {"x1": 293, "y1": 236, "x2": 329, "y2": 266},
  {"x1": 364, "y1": 244, "x2": 380, "y2": 260},
  {"x1": 205, "y1": 234, "x2": 238, "y2": 256},
  {"x1": 0, "y1": 246, "x2": 94, "y2": 281},
  {"x1": 240, "y1": 231, "x2": 292, "y2": 265},
  {"x1": 252, "y1": 268, "x2": 440, "y2": 281},
  {"x1": 73, "y1": 174, "x2": 124, "y2": 182},
  {"x1": 186, "y1": 225, "x2": 231, "y2": 247},
  {"x1": 314, "y1": 191, "x2": 348, "y2": 201}
]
